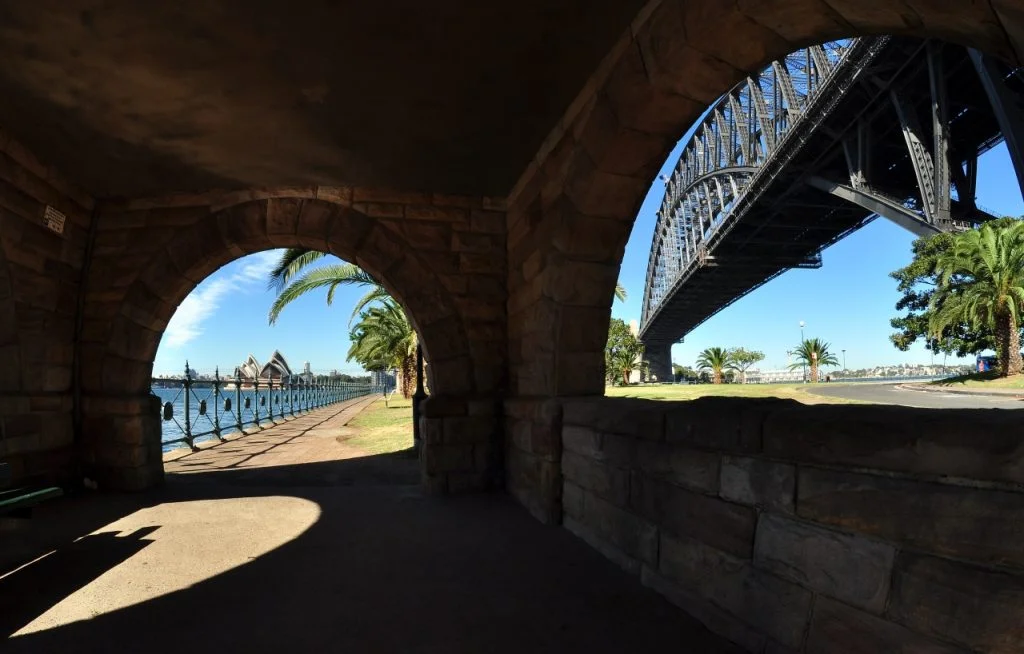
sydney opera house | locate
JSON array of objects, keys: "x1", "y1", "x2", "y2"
[{"x1": 233, "y1": 351, "x2": 313, "y2": 387}]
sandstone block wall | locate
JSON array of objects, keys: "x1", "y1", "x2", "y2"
[
  {"x1": 79, "y1": 190, "x2": 508, "y2": 491},
  {"x1": 0, "y1": 131, "x2": 94, "y2": 486},
  {"x1": 560, "y1": 397, "x2": 1024, "y2": 653}
]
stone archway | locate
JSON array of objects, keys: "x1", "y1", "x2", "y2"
[
  {"x1": 79, "y1": 193, "x2": 506, "y2": 492},
  {"x1": 504, "y1": 0, "x2": 1024, "y2": 519}
]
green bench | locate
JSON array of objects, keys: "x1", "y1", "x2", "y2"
[{"x1": 0, "y1": 463, "x2": 63, "y2": 519}]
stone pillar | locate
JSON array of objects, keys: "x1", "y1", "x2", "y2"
[
  {"x1": 420, "y1": 395, "x2": 502, "y2": 494},
  {"x1": 643, "y1": 340, "x2": 672, "y2": 383}
]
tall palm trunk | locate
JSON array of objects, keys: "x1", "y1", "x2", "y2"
[
  {"x1": 810, "y1": 362, "x2": 818, "y2": 383},
  {"x1": 713, "y1": 369, "x2": 722, "y2": 384},
  {"x1": 621, "y1": 369, "x2": 630, "y2": 386},
  {"x1": 999, "y1": 311, "x2": 1023, "y2": 376},
  {"x1": 400, "y1": 353, "x2": 416, "y2": 398}
]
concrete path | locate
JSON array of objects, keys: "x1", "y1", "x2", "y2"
[
  {"x1": 1, "y1": 398, "x2": 738, "y2": 653},
  {"x1": 808, "y1": 382, "x2": 1024, "y2": 409}
]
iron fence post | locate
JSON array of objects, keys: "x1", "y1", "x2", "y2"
[
  {"x1": 183, "y1": 361, "x2": 195, "y2": 451},
  {"x1": 290, "y1": 378, "x2": 295, "y2": 417},
  {"x1": 214, "y1": 366, "x2": 224, "y2": 442},
  {"x1": 235, "y1": 370, "x2": 243, "y2": 433},
  {"x1": 254, "y1": 376, "x2": 261, "y2": 427}
]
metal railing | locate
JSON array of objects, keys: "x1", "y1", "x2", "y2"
[{"x1": 153, "y1": 362, "x2": 385, "y2": 451}]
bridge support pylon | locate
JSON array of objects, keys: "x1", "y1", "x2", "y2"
[{"x1": 643, "y1": 341, "x2": 673, "y2": 384}]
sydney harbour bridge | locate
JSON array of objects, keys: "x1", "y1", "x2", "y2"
[{"x1": 638, "y1": 37, "x2": 1024, "y2": 380}]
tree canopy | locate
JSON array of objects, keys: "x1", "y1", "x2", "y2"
[
  {"x1": 727, "y1": 347, "x2": 764, "y2": 383},
  {"x1": 696, "y1": 347, "x2": 733, "y2": 384},
  {"x1": 605, "y1": 318, "x2": 645, "y2": 386},
  {"x1": 890, "y1": 217, "x2": 1022, "y2": 357},
  {"x1": 928, "y1": 220, "x2": 1024, "y2": 377},
  {"x1": 789, "y1": 338, "x2": 839, "y2": 383}
]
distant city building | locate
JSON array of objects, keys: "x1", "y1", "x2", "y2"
[{"x1": 371, "y1": 369, "x2": 396, "y2": 389}]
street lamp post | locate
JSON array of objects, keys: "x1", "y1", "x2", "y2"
[{"x1": 842, "y1": 349, "x2": 847, "y2": 372}]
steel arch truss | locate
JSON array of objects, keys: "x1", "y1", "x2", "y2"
[
  {"x1": 642, "y1": 42, "x2": 856, "y2": 326},
  {"x1": 640, "y1": 36, "x2": 1024, "y2": 336}
]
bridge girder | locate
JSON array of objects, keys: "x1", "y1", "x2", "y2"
[{"x1": 641, "y1": 36, "x2": 1024, "y2": 343}]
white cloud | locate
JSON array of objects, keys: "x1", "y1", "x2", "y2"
[{"x1": 163, "y1": 251, "x2": 281, "y2": 348}]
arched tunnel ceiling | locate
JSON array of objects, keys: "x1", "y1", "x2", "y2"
[{"x1": 0, "y1": 0, "x2": 647, "y2": 197}]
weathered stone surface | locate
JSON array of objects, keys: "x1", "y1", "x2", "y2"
[
  {"x1": 797, "y1": 467, "x2": 1024, "y2": 567},
  {"x1": 665, "y1": 397, "x2": 796, "y2": 454},
  {"x1": 888, "y1": 553, "x2": 1024, "y2": 653},
  {"x1": 631, "y1": 474, "x2": 756, "y2": 558},
  {"x1": 635, "y1": 441, "x2": 720, "y2": 493},
  {"x1": 562, "y1": 425, "x2": 634, "y2": 466},
  {"x1": 754, "y1": 513, "x2": 896, "y2": 613},
  {"x1": 764, "y1": 405, "x2": 1024, "y2": 485},
  {"x1": 561, "y1": 397, "x2": 666, "y2": 439},
  {"x1": 562, "y1": 479, "x2": 585, "y2": 519},
  {"x1": 642, "y1": 565, "x2": 768, "y2": 653},
  {"x1": 575, "y1": 486, "x2": 658, "y2": 565},
  {"x1": 561, "y1": 451, "x2": 629, "y2": 505},
  {"x1": 659, "y1": 532, "x2": 812, "y2": 649},
  {"x1": 807, "y1": 597, "x2": 969, "y2": 654},
  {"x1": 719, "y1": 456, "x2": 794, "y2": 513}
]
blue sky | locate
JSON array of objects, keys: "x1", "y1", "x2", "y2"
[{"x1": 153, "y1": 142, "x2": 1023, "y2": 378}]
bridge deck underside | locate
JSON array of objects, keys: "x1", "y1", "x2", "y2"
[{"x1": 642, "y1": 38, "x2": 1004, "y2": 345}]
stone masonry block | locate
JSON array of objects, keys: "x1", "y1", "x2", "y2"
[
  {"x1": 720, "y1": 456, "x2": 795, "y2": 513},
  {"x1": 442, "y1": 416, "x2": 492, "y2": 445},
  {"x1": 561, "y1": 451, "x2": 629, "y2": 505},
  {"x1": 562, "y1": 479, "x2": 585, "y2": 519},
  {"x1": 561, "y1": 397, "x2": 666, "y2": 439},
  {"x1": 631, "y1": 474, "x2": 756, "y2": 558},
  {"x1": 797, "y1": 467, "x2": 1024, "y2": 568},
  {"x1": 561, "y1": 425, "x2": 634, "y2": 467},
  {"x1": 888, "y1": 552, "x2": 1024, "y2": 653},
  {"x1": 665, "y1": 397, "x2": 796, "y2": 454},
  {"x1": 635, "y1": 441, "x2": 720, "y2": 494},
  {"x1": 659, "y1": 532, "x2": 812, "y2": 649},
  {"x1": 754, "y1": 513, "x2": 896, "y2": 613},
  {"x1": 564, "y1": 516, "x2": 642, "y2": 576},
  {"x1": 579, "y1": 487, "x2": 658, "y2": 566},
  {"x1": 764, "y1": 405, "x2": 1024, "y2": 485},
  {"x1": 422, "y1": 443, "x2": 474, "y2": 474},
  {"x1": 806, "y1": 597, "x2": 969, "y2": 654},
  {"x1": 641, "y1": 565, "x2": 768, "y2": 653}
]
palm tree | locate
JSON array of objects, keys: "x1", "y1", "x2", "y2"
[
  {"x1": 609, "y1": 338, "x2": 645, "y2": 386},
  {"x1": 267, "y1": 248, "x2": 389, "y2": 326},
  {"x1": 266, "y1": 247, "x2": 421, "y2": 395},
  {"x1": 789, "y1": 338, "x2": 839, "y2": 383},
  {"x1": 696, "y1": 347, "x2": 734, "y2": 384},
  {"x1": 929, "y1": 221, "x2": 1024, "y2": 377},
  {"x1": 347, "y1": 298, "x2": 418, "y2": 397},
  {"x1": 615, "y1": 282, "x2": 627, "y2": 302}
]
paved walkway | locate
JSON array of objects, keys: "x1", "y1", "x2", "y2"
[
  {"x1": 1, "y1": 398, "x2": 738, "y2": 653},
  {"x1": 808, "y1": 382, "x2": 1024, "y2": 409}
]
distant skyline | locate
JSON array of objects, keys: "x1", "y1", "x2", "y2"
[{"x1": 153, "y1": 142, "x2": 1024, "y2": 379}]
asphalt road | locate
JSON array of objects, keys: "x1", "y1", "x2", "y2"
[{"x1": 807, "y1": 383, "x2": 1024, "y2": 409}]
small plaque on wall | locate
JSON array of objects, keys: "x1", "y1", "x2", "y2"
[{"x1": 42, "y1": 205, "x2": 65, "y2": 235}]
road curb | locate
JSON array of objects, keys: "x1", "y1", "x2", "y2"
[{"x1": 897, "y1": 383, "x2": 1024, "y2": 399}]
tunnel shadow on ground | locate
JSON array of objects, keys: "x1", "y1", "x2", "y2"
[{"x1": 1, "y1": 450, "x2": 742, "y2": 654}]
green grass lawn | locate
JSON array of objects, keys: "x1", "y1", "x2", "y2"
[
  {"x1": 345, "y1": 396, "x2": 414, "y2": 454},
  {"x1": 605, "y1": 382, "x2": 865, "y2": 404},
  {"x1": 928, "y1": 371, "x2": 1024, "y2": 389}
]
